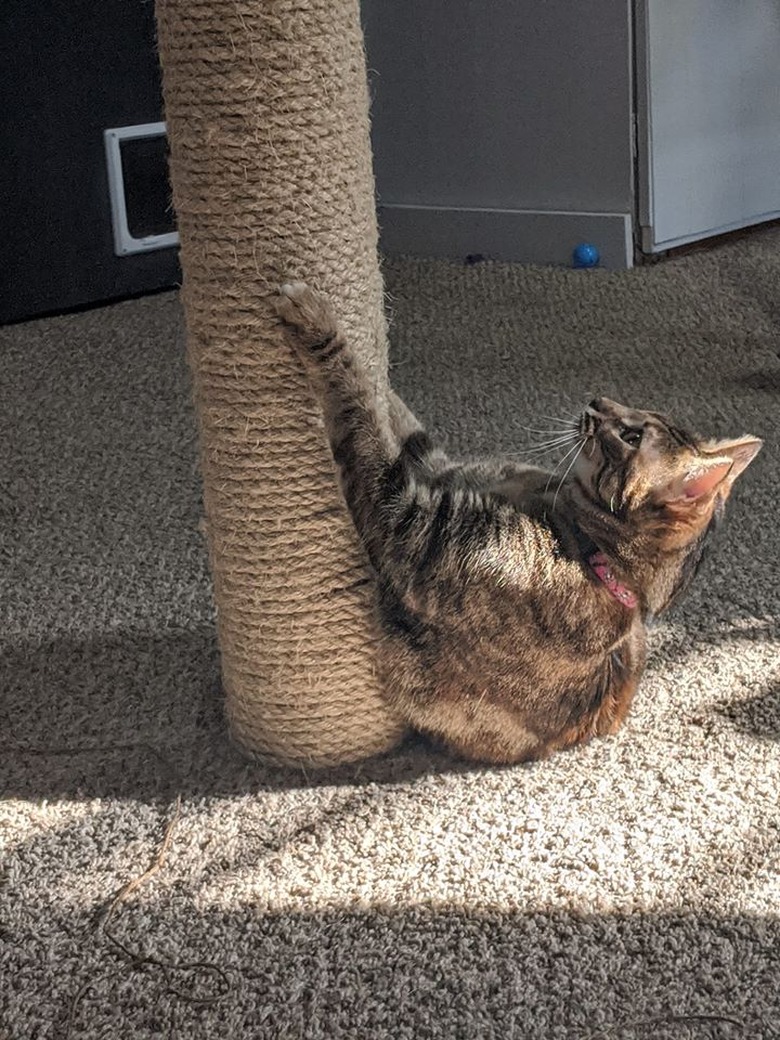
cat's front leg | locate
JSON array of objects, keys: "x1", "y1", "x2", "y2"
[
  {"x1": 546, "y1": 622, "x2": 647, "y2": 754},
  {"x1": 593, "y1": 623, "x2": 647, "y2": 736},
  {"x1": 590, "y1": 668, "x2": 641, "y2": 737},
  {"x1": 274, "y1": 281, "x2": 343, "y2": 368},
  {"x1": 273, "y1": 281, "x2": 396, "y2": 568},
  {"x1": 387, "y1": 388, "x2": 424, "y2": 447}
]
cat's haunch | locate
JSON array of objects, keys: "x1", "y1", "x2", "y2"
[{"x1": 275, "y1": 282, "x2": 762, "y2": 764}]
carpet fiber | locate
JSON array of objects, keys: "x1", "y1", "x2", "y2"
[{"x1": 2, "y1": 231, "x2": 779, "y2": 1039}]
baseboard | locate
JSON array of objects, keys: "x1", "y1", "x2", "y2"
[{"x1": 377, "y1": 204, "x2": 634, "y2": 270}]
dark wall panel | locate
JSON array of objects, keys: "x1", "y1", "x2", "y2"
[{"x1": 1, "y1": 1, "x2": 180, "y2": 324}]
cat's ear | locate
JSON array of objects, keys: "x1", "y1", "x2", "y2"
[{"x1": 665, "y1": 436, "x2": 762, "y2": 503}]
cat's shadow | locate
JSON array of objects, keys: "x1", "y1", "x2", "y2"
[
  {"x1": 645, "y1": 612, "x2": 780, "y2": 742},
  {"x1": 713, "y1": 677, "x2": 780, "y2": 741},
  {"x1": 3, "y1": 618, "x2": 778, "y2": 804},
  {"x1": 730, "y1": 367, "x2": 780, "y2": 393},
  {"x1": 0, "y1": 624, "x2": 481, "y2": 803}
]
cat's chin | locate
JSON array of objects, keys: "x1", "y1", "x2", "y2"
[{"x1": 571, "y1": 457, "x2": 599, "y2": 498}]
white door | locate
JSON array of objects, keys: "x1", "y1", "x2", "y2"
[{"x1": 636, "y1": 0, "x2": 780, "y2": 253}]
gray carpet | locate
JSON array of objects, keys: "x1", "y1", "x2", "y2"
[{"x1": 2, "y1": 231, "x2": 779, "y2": 1039}]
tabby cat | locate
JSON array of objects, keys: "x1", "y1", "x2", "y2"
[{"x1": 274, "y1": 282, "x2": 762, "y2": 764}]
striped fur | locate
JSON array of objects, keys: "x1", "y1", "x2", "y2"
[{"x1": 274, "y1": 284, "x2": 762, "y2": 764}]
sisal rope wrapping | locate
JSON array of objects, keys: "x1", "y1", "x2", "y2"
[{"x1": 155, "y1": 0, "x2": 406, "y2": 765}]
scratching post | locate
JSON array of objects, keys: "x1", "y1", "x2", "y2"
[{"x1": 155, "y1": 0, "x2": 406, "y2": 765}]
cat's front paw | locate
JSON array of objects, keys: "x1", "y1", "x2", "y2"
[
  {"x1": 273, "y1": 281, "x2": 339, "y2": 351},
  {"x1": 278, "y1": 280, "x2": 311, "y2": 305}
]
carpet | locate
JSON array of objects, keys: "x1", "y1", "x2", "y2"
[{"x1": 2, "y1": 230, "x2": 779, "y2": 1039}]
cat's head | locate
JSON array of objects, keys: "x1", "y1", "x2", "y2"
[{"x1": 573, "y1": 396, "x2": 762, "y2": 545}]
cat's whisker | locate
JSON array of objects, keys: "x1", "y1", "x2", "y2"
[
  {"x1": 505, "y1": 449, "x2": 559, "y2": 460},
  {"x1": 543, "y1": 438, "x2": 582, "y2": 493},
  {"x1": 508, "y1": 436, "x2": 578, "y2": 459},
  {"x1": 552, "y1": 439, "x2": 586, "y2": 511},
  {"x1": 540, "y1": 416, "x2": 580, "y2": 428},
  {"x1": 523, "y1": 441, "x2": 578, "y2": 456},
  {"x1": 519, "y1": 426, "x2": 579, "y2": 437},
  {"x1": 523, "y1": 432, "x2": 580, "y2": 449},
  {"x1": 507, "y1": 434, "x2": 578, "y2": 454}
]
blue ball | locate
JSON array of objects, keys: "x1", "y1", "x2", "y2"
[{"x1": 572, "y1": 242, "x2": 600, "y2": 268}]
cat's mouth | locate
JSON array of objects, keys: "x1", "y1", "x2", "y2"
[
  {"x1": 577, "y1": 409, "x2": 601, "y2": 455},
  {"x1": 579, "y1": 398, "x2": 610, "y2": 439},
  {"x1": 579, "y1": 414, "x2": 597, "y2": 439},
  {"x1": 573, "y1": 410, "x2": 602, "y2": 486}
]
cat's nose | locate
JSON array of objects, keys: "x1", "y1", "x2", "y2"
[
  {"x1": 581, "y1": 400, "x2": 602, "y2": 435},
  {"x1": 588, "y1": 397, "x2": 624, "y2": 417}
]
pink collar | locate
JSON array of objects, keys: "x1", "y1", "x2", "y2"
[{"x1": 589, "y1": 551, "x2": 638, "y2": 609}]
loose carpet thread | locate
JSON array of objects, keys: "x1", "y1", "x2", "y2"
[
  {"x1": 12, "y1": 744, "x2": 236, "y2": 1037},
  {"x1": 63, "y1": 793, "x2": 234, "y2": 1038}
]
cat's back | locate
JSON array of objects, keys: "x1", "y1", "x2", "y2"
[{"x1": 384, "y1": 469, "x2": 626, "y2": 662}]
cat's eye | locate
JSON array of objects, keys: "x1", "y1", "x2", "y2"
[{"x1": 619, "y1": 425, "x2": 642, "y2": 447}]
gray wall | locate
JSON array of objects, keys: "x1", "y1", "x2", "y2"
[{"x1": 362, "y1": 0, "x2": 636, "y2": 266}]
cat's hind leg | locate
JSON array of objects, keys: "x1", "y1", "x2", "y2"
[{"x1": 387, "y1": 388, "x2": 423, "y2": 444}]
